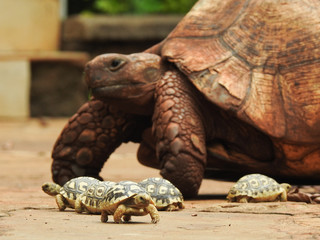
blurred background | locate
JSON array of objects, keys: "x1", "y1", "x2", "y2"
[{"x1": 0, "y1": 0, "x2": 196, "y2": 118}]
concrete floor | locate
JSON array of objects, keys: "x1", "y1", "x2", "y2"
[{"x1": 0, "y1": 118, "x2": 319, "y2": 239}]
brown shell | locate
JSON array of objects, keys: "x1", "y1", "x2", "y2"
[{"x1": 159, "y1": 0, "x2": 320, "y2": 142}]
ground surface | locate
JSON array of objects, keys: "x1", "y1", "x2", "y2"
[{"x1": 0, "y1": 118, "x2": 319, "y2": 240}]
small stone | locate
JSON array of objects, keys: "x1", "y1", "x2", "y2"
[{"x1": 1, "y1": 141, "x2": 14, "y2": 150}]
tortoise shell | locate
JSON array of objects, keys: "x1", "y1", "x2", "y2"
[
  {"x1": 227, "y1": 174, "x2": 291, "y2": 202},
  {"x1": 76, "y1": 180, "x2": 116, "y2": 213},
  {"x1": 100, "y1": 181, "x2": 160, "y2": 223},
  {"x1": 157, "y1": 0, "x2": 320, "y2": 142},
  {"x1": 60, "y1": 176, "x2": 100, "y2": 203},
  {"x1": 139, "y1": 177, "x2": 184, "y2": 210},
  {"x1": 101, "y1": 181, "x2": 152, "y2": 212},
  {"x1": 104, "y1": 181, "x2": 149, "y2": 205}
]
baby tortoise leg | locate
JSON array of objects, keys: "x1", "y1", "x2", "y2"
[
  {"x1": 279, "y1": 190, "x2": 288, "y2": 202},
  {"x1": 113, "y1": 204, "x2": 127, "y2": 223},
  {"x1": 238, "y1": 197, "x2": 249, "y2": 203},
  {"x1": 101, "y1": 210, "x2": 109, "y2": 222},
  {"x1": 55, "y1": 194, "x2": 68, "y2": 211},
  {"x1": 145, "y1": 204, "x2": 160, "y2": 223},
  {"x1": 153, "y1": 69, "x2": 207, "y2": 198},
  {"x1": 122, "y1": 215, "x2": 131, "y2": 222},
  {"x1": 278, "y1": 183, "x2": 291, "y2": 201},
  {"x1": 112, "y1": 204, "x2": 160, "y2": 224},
  {"x1": 165, "y1": 203, "x2": 184, "y2": 211},
  {"x1": 74, "y1": 197, "x2": 85, "y2": 213},
  {"x1": 52, "y1": 98, "x2": 150, "y2": 185}
]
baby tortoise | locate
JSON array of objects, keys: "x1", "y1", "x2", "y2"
[
  {"x1": 227, "y1": 174, "x2": 291, "y2": 203},
  {"x1": 75, "y1": 180, "x2": 116, "y2": 214},
  {"x1": 42, "y1": 176, "x2": 100, "y2": 210},
  {"x1": 100, "y1": 180, "x2": 160, "y2": 224},
  {"x1": 139, "y1": 177, "x2": 184, "y2": 211}
]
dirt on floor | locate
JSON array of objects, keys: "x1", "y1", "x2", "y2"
[{"x1": 0, "y1": 118, "x2": 319, "y2": 240}]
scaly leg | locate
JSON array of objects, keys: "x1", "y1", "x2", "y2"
[
  {"x1": 153, "y1": 69, "x2": 207, "y2": 198},
  {"x1": 55, "y1": 194, "x2": 67, "y2": 211},
  {"x1": 74, "y1": 196, "x2": 84, "y2": 213},
  {"x1": 101, "y1": 210, "x2": 109, "y2": 222},
  {"x1": 113, "y1": 205, "x2": 127, "y2": 223},
  {"x1": 51, "y1": 98, "x2": 150, "y2": 185},
  {"x1": 145, "y1": 204, "x2": 160, "y2": 223}
]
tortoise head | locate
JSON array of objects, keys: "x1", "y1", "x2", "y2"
[
  {"x1": 85, "y1": 53, "x2": 161, "y2": 115},
  {"x1": 41, "y1": 182, "x2": 61, "y2": 196},
  {"x1": 125, "y1": 193, "x2": 152, "y2": 208},
  {"x1": 280, "y1": 183, "x2": 292, "y2": 193}
]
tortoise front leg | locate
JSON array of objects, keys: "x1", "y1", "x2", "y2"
[
  {"x1": 74, "y1": 196, "x2": 85, "y2": 213},
  {"x1": 153, "y1": 69, "x2": 207, "y2": 198},
  {"x1": 55, "y1": 194, "x2": 67, "y2": 211},
  {"x1": 52, "y1": 98, "x2": 150, "y2": 185},
  {"x1": 113, "y1": 204, "x2": 127, "y2": 223},
  {"x1": 145, "y1": 204, "x2": 160, "y2": 223},
  {"x1": 101, "y1": 210, "x2": 109, "y2": 222}
]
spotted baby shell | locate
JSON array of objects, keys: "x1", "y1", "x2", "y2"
[
  {"x1": 60, "y1": 176, "x2": 100, "y2": 201},
  {"x1": 227, "y1": 174, "x2": 284, "y2": 200},
  {"x1": 78, "y1": 180, "x2": 116, "y2": 210},
  {"x1": 139, "y1": 177, "x2": 184, "y2": 209},
  {"x1": 104, "y1": 181, "x2": 149, "y2": 206}
]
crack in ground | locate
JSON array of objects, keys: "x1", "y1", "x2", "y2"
[{"x1": 0, "y1": 206, "x2": 57, "y2": 218}]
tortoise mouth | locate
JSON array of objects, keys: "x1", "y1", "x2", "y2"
[
  {"x1": 90, "y1": 82, "x2": 156, "y2": 115},
  {"x1": 91, "y1": 82, "x2": 144, "y2": 99},
  {"x1": 91, "y1": 85, "x2": 128, "y2": 98}
]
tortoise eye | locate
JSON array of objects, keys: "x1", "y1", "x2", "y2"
[{"x1": 109, "y1": 58, "x2": 125, "y2": 71}]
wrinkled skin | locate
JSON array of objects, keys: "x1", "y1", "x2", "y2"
[
  {"x1": 52, "y1": 52, "x2": 320, "y2": 198},
  {"x1": 52, "y1": 0, "x2": 320, "y2": 198}
]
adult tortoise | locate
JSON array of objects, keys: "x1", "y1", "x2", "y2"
[{"x1": 51, "y1": 0, "x2": 320, "y2": 198}]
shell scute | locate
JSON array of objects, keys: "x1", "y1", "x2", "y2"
[
  {"x1": 60, "y1": 176, "x2": 100, "y2": 200},
  {"x1": 78, "y1": 180, "x2": 116, "y2": 210},
  {"x1": 227, "y1": 174, "x2": 291, "y2": 202},
  {"x1": 139, "y1": 177, "x2": 184, "y2": 210},
  {"x1": 105, "y1": 181, "x2": 148, "y2": 206}
]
